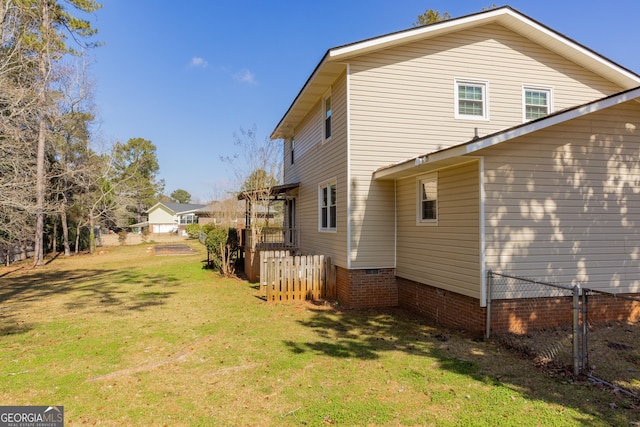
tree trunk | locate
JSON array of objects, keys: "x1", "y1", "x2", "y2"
[
  {"x1": 33, "y1": 110, "x2": 46, "y2": 266},
  {"x1": 52, "y1": 216, "x2": 58, "y2": 253},
  {"x1": 75, "y1": 223, "x2": 81, "y2": 254},
  {"x1": 89, "y1": 211, "x2": 96, "y2": 254},
  {"x1": 33, "y1": 1, "x2": 51, "y2": 267},
  {"x1": 60, "y1": 206, "x2": 71, "y2": 256}
]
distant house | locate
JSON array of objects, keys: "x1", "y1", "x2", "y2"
[
  {"x1": 195, "y1": 199, "x2": 246, "y2": 228},
  {"x1": 262, "y1": 6, "x2": 640, "y2": 333},
  {"x1": 146, "y1": 202, "x2": 206, "y2": 235}
]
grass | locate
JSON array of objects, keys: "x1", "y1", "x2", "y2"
[{"x1": 1, "y1": 242, "x2": 639, "y2": 426}]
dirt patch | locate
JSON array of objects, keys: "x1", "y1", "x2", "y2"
[{"x1": 153, "y1": 244, "x2": 196, "y2": 256}]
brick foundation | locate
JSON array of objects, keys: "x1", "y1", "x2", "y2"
[
  {"x1": 335, "y1": 271, "x2": 640, "y2": 335},
  {"x1": 584, "y1": 294, "x2": 640, "y2": 323},
  {"x1": 336, "y1": 267, "x2": 398, "y2": 308},
  {"x1": 397, "y1": 277, "x2": 486, "y2": 334},
  {"x1": 399, "y1": 278, "x2": 640, "y2": 335},
  {"x1": 488, "y1": 297, "x2": 573, "y2": 334}
]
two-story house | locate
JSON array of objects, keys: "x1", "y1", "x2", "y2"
[{"x1": 269, "y1": 6, "x2": 640, "y2": 333}]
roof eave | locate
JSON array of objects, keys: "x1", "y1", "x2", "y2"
[{"x1": 271, "y1": 6, "x2": 640, "y2": 141}]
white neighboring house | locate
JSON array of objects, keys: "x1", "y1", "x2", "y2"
[{"x1": 146, "y1": 202, "x2": 206, "y2": 235}]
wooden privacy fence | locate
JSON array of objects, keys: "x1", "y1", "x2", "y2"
[{"x1": 260, "y1": 251, "x2": 336, "y2": 302}]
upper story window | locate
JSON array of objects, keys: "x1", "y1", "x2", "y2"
[
  {"x1": 417, "y1": 174, "x2": 438, "y2": 224},
  {"x1": 319, "y1": 180, "x2": 336, "y2": 231},
  {"x1": 290, "y1": 138, "x2": 295, "y2": 164},
  {"x1": 323, "y1": 91, "x2": 332, "y2": 140},
  {"x1": 455, "y1": 79, "x2": 488, "y2": 120},
  {"x1": 523, "y1": 86, "x2": 552, "y2": 121}
]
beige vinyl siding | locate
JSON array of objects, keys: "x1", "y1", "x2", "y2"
[
  {"x1": 349, "y1": 23, "x2": 620, "y2": 158},
  {"x1": 148, "y1": 206, "x2": 175, "y2": 224},
  {"x1": 482, "y1": 101, "x2": 640, "y2": 293},
  {"x1": 283, "y1": 101, "x2": 323, "y2": 185},
  {"x1": 284, "y1": 72, "x2": 349, "y2": 267},
  {"x1": 345, "y1": 22, "x2": 621, "y2": 269},
  {"x1": 396, "y1": 162, "x2": 481, "y2": 299}
]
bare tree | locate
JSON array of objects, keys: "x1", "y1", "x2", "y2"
[{"x1": 221, "y1": 125, "x2": 282, "y2": 248}]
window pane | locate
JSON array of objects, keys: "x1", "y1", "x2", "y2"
[
  {"x1": 330, "y1": 206, "x2": 336, "y2": 228},
  {"x1": 321, "y1": 207, "x2": 327, "y2": 228},
  {"x1": 458, "y1": 84, "x2": 484, "y2": 116},
  {"x1": 459, "y1": 85, "x2": 482, "y2": 100},
  {"x1": 526, "y1": 106, "x2": 547, "y2": 120},
  {"x1": 322, "y1": 187, "x2": 328, "y2": 207},
  {"x1": 422, "y1": 200, "x2": 436, "y2": 220}
]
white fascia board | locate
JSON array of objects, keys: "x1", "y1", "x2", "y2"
[{"x1": 329, "y1": 8, "x2": 508, "y2": 61}]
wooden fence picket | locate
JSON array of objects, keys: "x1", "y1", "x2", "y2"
[{"x1": 259, "y1": 252, "x2": 333, "y2": 302}]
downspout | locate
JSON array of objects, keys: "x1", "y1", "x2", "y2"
[
  {"x1": 479, "y1": 157, "x2": 487, "y2": 307},
  {"x1": 394, "y1": 179, "x2": 397, "y2": 268},
  {"x1": 346, "y1": 63, "x2": 352, "y2": 270}
]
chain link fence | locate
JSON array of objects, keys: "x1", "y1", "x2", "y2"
[
  {"x1": 486, "y1": 271, "x2": 585, "y2": 376},
  {"x1": 487, "y1": 270, "x2": 640, "y2": 398}
]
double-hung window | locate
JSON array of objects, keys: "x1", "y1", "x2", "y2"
[
  {"x1": 455, "y1": 79, "x2": 488, "y2": 120},
  {"x1": 523, "y1": 86, "x2": 552, "y2": 121},
  {"x1": 417, "y1": 174, "x2": 438, "y2": 224},
  {"x1": 323, "y1": 92, "x2": 332, "y2": 140},
  {"x1": 319, "y1": 180, "x2": 336, "y2": 231}
]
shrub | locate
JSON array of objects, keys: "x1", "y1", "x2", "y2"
[
  {"x1": 117, "y1": 231, "x2": 128, "y2": 245},
  {"x1": 205, "y1": 226, "x2": 238, "y2": 276},
  {"x1": 185, "y1": 223, "x2": 201, "y2": 239}
]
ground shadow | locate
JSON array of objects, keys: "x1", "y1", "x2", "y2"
[
  {"x1": 0, "y1": 264, "x2": 184, "y2": 336},
  {"x1": 285, "y1": 304, "x2": 638, "y2": 425}
]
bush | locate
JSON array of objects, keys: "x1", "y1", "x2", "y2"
[
  {"x1": 117, "y1": 231, "x2": 128, "y2": 245},
  {"x1": 185, "y1": 223, "x2": 201, "y2": 239},
  {"x1": 205, "y1": 226, "x2": 238, "y2": 276}
]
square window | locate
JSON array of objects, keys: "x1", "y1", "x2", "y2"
[
  {"x1": 455, "y1": 80, "x2": 488, "y2": 120},
  {"x1": 523, "y1": 87, "x2": 552, "y2": 121}
]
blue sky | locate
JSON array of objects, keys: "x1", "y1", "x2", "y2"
[{"x1": 89, "y1": 1, "x2": 640, "y2": 202}]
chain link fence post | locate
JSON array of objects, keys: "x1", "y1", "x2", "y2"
[
  {"x1": 485, "y1": 269, "x2": 493, "y2": 340},
  {"x1": 572, "y1": 285, "x2": 580, "y2": 376}
]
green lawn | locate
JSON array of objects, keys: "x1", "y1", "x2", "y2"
[{"x1": 0, "y1": 242, "x2": 637, "y2": 426}]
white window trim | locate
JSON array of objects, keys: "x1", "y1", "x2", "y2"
[
  {"x1": 318, "y1": 178, "x2": 337, "y2": 232},
  {"x1": 322, "y1": 89, "x2": 332, "y2": 142},
  {"x1": 416, "y1": 173, "x2": 438, "y2": 226},
  {"x1": 522, "y1": 85, "x2": 553, "y2": 122},
  {"x1": 454, "y1": 79, "x2": 489, "y2": 121}
]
